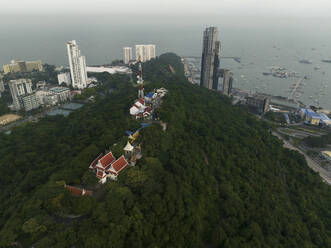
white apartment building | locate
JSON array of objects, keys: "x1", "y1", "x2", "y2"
[
  {"x1": 123, "y1": 47, "x2": 133, "y2": 64},
  {"x1": 66, "y1": 40, "x2": 88, "y2": 89},
  {"x1": 9, "y1": 78, "x2": 33, "y2": 110},
  {"x1": 49, "y1": 87, "x2": 71, "y2": 103},
  {"x1": 0, "y1": 77, "x2": 4, "y2": 98},
  {"x1": 57, "y1": 72, "x2": 72, "y2": 86},
  {"x1": 22, "y1": 93, "x2": 40, "y2": 112},
  {"x1": 135, "y1": 44, "x2": 156, "y2": 62}
]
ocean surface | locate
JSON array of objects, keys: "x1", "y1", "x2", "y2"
[{"x1": 0, "y1": 15, "x2": 330, "y2": 109}]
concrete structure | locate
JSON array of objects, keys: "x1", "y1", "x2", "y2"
[
  {"x1": 135, "y1": 44, "x2": 156, "y2": 62},
  {"x1": 3, "y1": 60, "x2": 43, "y2": 74},
  {"x1": 44, "y1": 94, "x2": 58, "y2": 106},
  {"x1": 57, "y1": 72, "x2": 71, "y2": 86},
  {"x1": 86, "y1": 66, "x2": 131, "y2": 74},
  {"x1": 66, "y1": 40, "x2": 88, "y2": 89},
  {"x1": 49, "y1": 87, "x2": 70, "y2": 103},
  {"x1": 247, "y1": 94, "x2": 270, "y2": 114},
  {"x1": 200, "y1": 27, "x2": 221, "y2": 90},
  {"x1": 22, "y1": 93, "x2": 40, "y2": 111},
  {"x1": 123, "y1": 47, "x2": 133, "y2": 64},
  {"x1": 35, "y1": 90, "x2": 50, "y2": 105},
  {"x1": 8, "y1": 79, "x2": 33, "y2": 110},
  {"x1": 222, "y1": 69, "x2": 233, "y2": 96}
]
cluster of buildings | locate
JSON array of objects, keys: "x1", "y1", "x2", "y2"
[
  {"x1": 300, "y1": 108, "x2": 331, "y2": 126},
  {"x1": 199, "y1": 27, "x2": 233, "y2": 96},
  {"x1": 2, "y1": 60, "x2": 43, "y2": 74},
  {"x1": 130, "y1": 88, "x2": 168, "y2": 119},
  {"x1": 123, "y1": 45, "x2": 156, "y2": 64},
  {"x1": 8, "y1": 78, "x2": 71, "y2": 111}
]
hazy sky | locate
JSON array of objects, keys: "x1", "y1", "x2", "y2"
[{"x1": 2, "y1": 0, "x2": 330, "y2": 17}]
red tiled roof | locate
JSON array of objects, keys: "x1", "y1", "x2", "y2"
[
  {"x1": 133, "y1": 103, "x2": 139, "y2": 109},
  {"x1": 138, "y1": 98, "x2": 145, "y2": 105},
  {"x1": 89, "y1": 153, "x2": 103, "y2": 169},
  {"x1": 99, "y1": 152, "x2": 115, "y2": 169},
  {"x1": 65, "y1": 185, "x2": 93, "y2": 196},
  {"x1": 111, "y1": 156, "x2": 128, "y2": 173},
  {"x1": 96, "y1": 169, "x2": 107, "y2": 179},
  {"x1": 145, "y1": 106, "x2": 152, "y2": 113}
]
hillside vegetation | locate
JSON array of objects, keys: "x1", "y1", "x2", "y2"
[{"x1": 0, "y1": 53, "x2": 330, "y2": 248}]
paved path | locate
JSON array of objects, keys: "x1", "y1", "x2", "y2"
[{"x1": 272, "y1": 131, "x2": 331, "y2": 185}]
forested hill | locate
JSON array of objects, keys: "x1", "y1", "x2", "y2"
[{"x1": 0, "y1": 53, "x2": 330, "y2": 247}]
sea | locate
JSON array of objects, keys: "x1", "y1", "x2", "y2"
[{"x1": 0, "y1": 14, "x2": 330, "y2": 109}]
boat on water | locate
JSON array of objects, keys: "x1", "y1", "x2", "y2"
[
  {"x1": 321, "y1": 59, "x2": 331, "y2": 63},
  {"x1": 262, "y1": 72, "x2": 272, "y2": 76},
  {"x1": 299, "y1": 59, "x2": 313, "y2": 64}
]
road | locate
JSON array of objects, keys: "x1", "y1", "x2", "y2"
[{"x1": 272, "y1": 131, "x2": 331, "y2": 185}]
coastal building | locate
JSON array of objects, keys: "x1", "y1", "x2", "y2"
[
  {"x1": 123, "y1": 47, "x2": 133, "y2": 64},
  {"x1": 247, "y1": 94, "x2": 270, "y2": 114},
  {"x1": 57, "y1": 72, "x2": 71, "y2": 86},
  {"x1": 3, "y1": 60, "x2": 43, "y2": 74},
  {"x1": 222, "y1": 69, "x2": 233, "y2": 96},
  {"x1": 135, "y1": 44, "x2": 156, "y2": 62},
  {"x1": 21, "y1": 93, "x2": 40, "y2": 111},
  {"x1": 8, "y1": 79, "x2": 33, "y2": 110},
  {"x1": 300, "y1": 108, "x2": 331, "y2": 126},
  {"x1": 66, "y1": 40, "x2": 88, "y2": 89},
  {"x1": 200, "y1": 27, "x2": 221, "y2": 90}
]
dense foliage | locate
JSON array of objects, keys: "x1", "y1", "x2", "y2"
[{"x1": 0, "y1": 53, "x2": 330, "y2": 248}]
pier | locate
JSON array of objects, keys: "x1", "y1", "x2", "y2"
[{"x1": 288, "y1": 77, "x2": 304, "y2": 100}]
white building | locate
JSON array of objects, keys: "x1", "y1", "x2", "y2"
[
  {"x1": 123, "y1": 47, "x2": 133, "y2": 64},
  {"x1": 57, "y1": 72, "x2": 71, "y2": 86},
  {"x1": 49, "y1": 87, "x2": 71, "y2": 103},
  {"x1": 66, "y1": 40, "x2": 88, "y2": 89},
  {"x1": 22, "y1": 93, "x2": 40, "y2": 112},
  {"x1": 35, "y1": 90, "x2": 51, "y2": 105},
  {"x1": 8, "y1": 79, "x2": 33, "y2": 110},
  {"x1": 0, "y1": 77, "x2": 4, "y2": 98},
  {"x1": 135, "y1": 44, "x2": 156, "y2": 62},
  {"x1": 44, "y1": 94, "x2": 58, "y2": 106}
]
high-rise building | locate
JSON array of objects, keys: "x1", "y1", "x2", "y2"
[
  {"x1": 135, "y1": 45, "x2": 156, "y2": 62},
  {"x1": 8, "y1": 78, "x2": 33, "y2": 110},
  {"x1": 247, "y1": 94, "x2": 270, "y2": 114},
  {"x1": 222, "y1": 69, "x2": 233, "y2": 96},
  {"x1": 57, "y1": 72, "x2": 71, "y2": 86},
  {"x1": 123, "y1": 47, "x2": 133, "y2": 64},
  {"x1": 66, "y1": 40, "x2": 88, "y2": 89},
  {"x1": 0, "y1": 76, "x2": 4, "y2": 98},
  {"x1": 200, "y1": 27, "x2": 221, "y2": 90},
  {"x1": 3, "y1": 60, "x2": 43, "y2": 74},
  {"x1": 22, "y1": 93, "x2": 40, "y2": 112}
]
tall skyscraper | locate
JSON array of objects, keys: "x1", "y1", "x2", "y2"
[
  {"x1": 135, "y1": 45, "x2": 156, "y2": 62},
  {"x1": 66, "y1": 40, "x2": 88, "y2": 89},
  {"x1": 9, "y1": 78, "x2": 33, "y2": 110},
  {"x1": 222, "y1": 70, "x2": 233, "y2": 96},
  {"x1": 200, "y1": 27, "x2": 221, "y2": 90},
  {"x1": 123, "y1": 47, "x2": 133, "y2": 64}
]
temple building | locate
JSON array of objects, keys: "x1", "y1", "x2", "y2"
[{"x1": 89, "y1": 152, "x2": 129, "y2": 183}]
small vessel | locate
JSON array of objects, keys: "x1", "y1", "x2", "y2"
[
  {"x1": 299, "y1": 59, "x2": 312, "y2": 64},
  {"x1": 314, "y1": 66, "x2": 320, "y2": 70},
  {"x1": 321, "y1": 59, "x2": 331, "y2": 63},
  {"x1": 262, "y1": 72, "x2": 272, "y2": 76}
]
